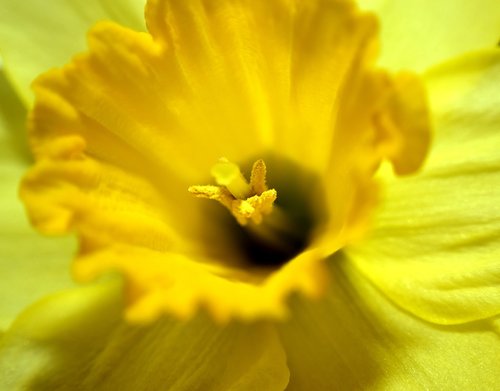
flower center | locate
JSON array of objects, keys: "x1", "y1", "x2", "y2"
[
  {"x1": 189, "y1": 158, "x2": 278, "y2": 226},
  {"x1": 189, "y1": 155, "x2": 327, "y2": 269}
]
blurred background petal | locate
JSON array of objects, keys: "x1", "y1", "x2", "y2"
[
  {"x1": 0, "y1": 0, "x2": 146, "y2": 105},
  {"x1": 279, "y1": 255, "x2": 500, "y2": 390},
  {"x1": 0, "y1": 277, "x2": 289, "y2": 390},
  {"x1": 346, "y1": 50, "x2": 500, "y2": 325},
  {"x1": 359, "y1": 0, "x2": 500, "y2": 71},
  {"x1": 0, "y1": 71, "x2": 76, "y2": 329},
  {"x1": 0, "y1": 279, "x2": 124, "y2": 389}
]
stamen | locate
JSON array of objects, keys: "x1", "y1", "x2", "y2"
[
  {"x1": 189, "y1": 158, "x2": 277, "y2": 226},
  {"x1": 249, "y1": 159, "x2": 267, "y2": 195}
]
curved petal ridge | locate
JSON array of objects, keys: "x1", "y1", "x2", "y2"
[
  {"x1": 359, "y1": 0, "x2": 500, "y2": 71},
  {"x1": 279, "y1": 256, "x2": 500, "y2": 390},
  {"x1": 347, "y1": 50, "x2": 500, "y2": 324}
]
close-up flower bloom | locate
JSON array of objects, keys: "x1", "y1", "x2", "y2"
[{"x1": 1, "y1": 0, "x2": 500, "y2": 389}]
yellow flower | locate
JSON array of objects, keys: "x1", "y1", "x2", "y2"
[{"x1": 1, "y1": 0, "x2": 500, "y2": 389}]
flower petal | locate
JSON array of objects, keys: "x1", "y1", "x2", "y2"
[
  {"x1": 359, "y1": 0, "x2": 500, "y2": 71},
  {"x1": 279, "y1": 256, "x2": 500, "y2": 390},
  {"x1": 0, "y1": 73, "x2": 76, "y2": 329},
  {"x1": 0, "y1": 0, "x2": 146, "y2": 105},
  {"x1": 0, "y1": 278, "x2": 289, "y2": 390},
  {"x1": 81, "y1": 318, "x2": 289, "y2": 391},
  {"x1": 145, "y1": 0, "x2": 385, "y2": 173},
  {"x1": 347, "y1": 50, "x2": 500, "y2": 324},
  {"x1": 0, "y1": 279, "x2": 124, "y2": 389}
]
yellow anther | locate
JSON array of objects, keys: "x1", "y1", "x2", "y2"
[
  {"x1": 189, "y1": 159, "x2": 277, "y2": 226},
  {"x1": 232, "y1": 189, "x2": 278, "y2": 225},
  {"x1": 187, "y1": 185, "x2": 233, "y2": 210},
  {"x1": 249, "y1": 159, "x2": 268, "y2": 195}
]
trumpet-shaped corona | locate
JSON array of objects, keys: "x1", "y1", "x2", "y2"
[{"x1": 20, "y1": 0, "x2": 431, "y2": 323}]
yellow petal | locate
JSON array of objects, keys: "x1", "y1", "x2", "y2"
[
  {"x1": 72, "y1": 245, "x2": 329, "y2": 323},
  {"x1": 81, "y1": 318, "x2": 288, "y2": 391},
  {"x1": 0, "y1": 278, "x2": 124, "y2": 389},
  {"x1": 0, "y1": 278, "x2": 289, "y2": 390},
  {"x1": 145, "y1": 0, "x2": 385, "y2": 173},
  {"x1": 373, "y1": 72, "x2": 431, "y2": 175},
  {"x1": 347, "y1": 50, "x2": 500, "y2": 324},
  {"x1": 279, "y1": 256, "x2": 500, "y2": 390},
  {"x1": 319, "y1": 65, "x2": 431, "y2": 250},
  {"x1": 359, "y1": 0, "x2": 500, "y2": 71},
  {"x1": 0, "y1": 0, "x2": 146, "y2": 105}
]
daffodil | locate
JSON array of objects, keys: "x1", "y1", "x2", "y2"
[{"x1": 1, "y1": 0, "x2": 500, "y2": 389}]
